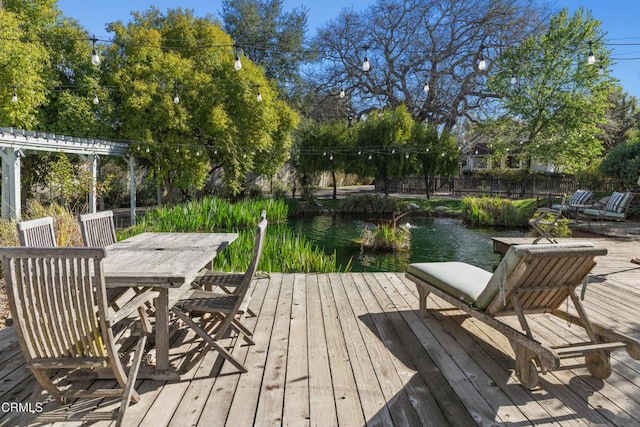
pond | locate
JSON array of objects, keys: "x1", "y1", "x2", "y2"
[{"x1": 287, "y1": 215, "x2": 528, "y2": 272}]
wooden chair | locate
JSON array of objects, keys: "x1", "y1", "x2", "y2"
[
  {"x1": 192, "y1": 210, "x2": 267, "y2": 317},
  {"x1": 0, "y1": 247, "x2": 152, "y2": 426},
  {"x1": 581, "y1": 191, "x2": 635, "y2": 224},
  {"x1": 79, "y1": 210, "x2": 117, "y2": 247},
  {"x1": 16, "y1": 216, "x2": 56, "y2": 247},
  {"x1": 405, "y1": 242, "x2": 640, "y2": 389},
  {"x1": 171, "y1": 216, "x2": 268, "y2": 373},
  {"x1": 528, "y1": 194, "x2": 566, "y2": 243}
]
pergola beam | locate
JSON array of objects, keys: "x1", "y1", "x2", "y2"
[{"x1": 0, "y1": 128, "x2": 135, "y2": 223}]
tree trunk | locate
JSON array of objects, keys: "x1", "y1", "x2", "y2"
[{"x1": 331, "y1": 170, "x2": 337, "y2": 199}]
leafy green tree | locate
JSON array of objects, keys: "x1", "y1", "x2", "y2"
[
  {"x1": 486, "y1": 8, "x2": 615, "y2": 179},
  {"x1": 409, "y1": 125, "x2": 459, "y2": 198},
  {"x1": 294, "y1": 119, "x2": 351, "y2": 199},
  {"x1": 599, "y1": 87, "x2": 639, "y2": 151},
  {"x1": 103, "y1": 7, "x2": 299, "y2": 201},
  {"x1": 353, "y1": 105, "x2": 415, "y2": 195},
  {"x1": 0, "y1": 5, "x2": 49, "y2": 128},
  {"x1": 221, "y1": 0, "x2": 308, "y2": 100},
  {"x1": 599, "y1": 139, "x2": 640, "y2": 188}
]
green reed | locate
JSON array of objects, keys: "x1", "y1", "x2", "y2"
[
  {"x1": 461, "y1": 196, "x2": 529, "y2": 227},
  {"x1": 119, "y1": 197, "x2": 346, "y2": 273}
]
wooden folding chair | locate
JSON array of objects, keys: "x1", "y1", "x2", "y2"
[
  {"x1": 78, "y1": 210, "x2": 117, "y2": 247},
  {"x1": 406, "y1": 242, "x2": 640, "y2": 389},
  {"x1": 191, "y1": 210, "x2": 267, "y2": 318},
  {"x1": 172, "y1": 216, "x2": 268, "y2": 373},
  {"x1": 0, "y1": 247, "x2": 152, "y2": 426},
  {"x1": 529, "y1": 194, "x2": 566, "y2": 243},
  {"x1": 17, "y1": 216, "x2": 56, "y2": 247}
]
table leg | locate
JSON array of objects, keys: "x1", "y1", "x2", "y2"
[{"x1": 155, "y1": 288, "x2": 170, "y2": 371}]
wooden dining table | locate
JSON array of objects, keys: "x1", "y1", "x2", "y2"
[{"x1": 102, "y1": 232, "x2": 238, "y2": 379}]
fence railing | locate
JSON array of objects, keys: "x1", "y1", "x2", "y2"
[{"x1": 377, "y1": 175, "x2": 624, "y2": 198}]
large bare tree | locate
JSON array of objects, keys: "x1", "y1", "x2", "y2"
[{"x1": 311, "y1": 0, "x2": 549, "y2": 132}]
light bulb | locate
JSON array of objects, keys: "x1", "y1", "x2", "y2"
[
  {"x1": 173, "y1": 93, "x2": 180, "y2": 104},
  {"x1": 196, "y1": 150, "x2": 200, "y2": 156},
  {"x1": 234, "y1": 55, "x2": 242, "y2": 71},
  {"x1": 11, "y1": 92, "x2": 18, "y2": 103},
  {"x1": 405, "y1": 154, "x2": 409, "y2": 159},
  {"x1": 510, "y1": 75, "x2": 516, "y2": 85},
  {"x1": 362, "y1": 57, "x2": 370, "y2": 72},
  {"x1": 368, "y1": 154, "x2": 372, "y2": 160},
  {"x1": 329, "y1": 154, "x2": 333, "y2": 160},
  {"x1": 145, "y1": 147, "x2": 150, "y2": 153},
  {"x1": 257, "y1": 91, "x2": 262, "y2": 102},
  {"x1": 588, "y1": 51, "x2": 596, "y2": 65},
  {"x1": 478, "y1": 58, "x2": 486, "y2": 71},
  {"x1": 423, "y1": 83, "x2": 429, "y2": 94},
  {"x1": 339, "y1": 88, "x2": 345, "y2": 98},
  {"x1": 91, "y1": 48, "x2": 100, "y2": 66},
  {"x1": 93, "y1": 94, "x2": 99, "y2": 104}
]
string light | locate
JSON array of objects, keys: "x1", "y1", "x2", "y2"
[
  {"x1": 423, "y1": 82, "x2": 429, "y2": 94},
  {"x1": 339, "y1": 88, "x2": 346, "y2": 98},
  {"x1": 362, "y1": 46, "x2": 370, "y2": 72},
  {"x1": 90, "y1": 35, "x2": 100, "y2": 66},
  {"x1": 93, "y1": 93, "x2": 99, "y2": 104},
  {"x1": 234, "y1": 55, "x2": 242, "y2": 71},
  {"x1": 11, "y1": 88, "x2": 18, "y2": 103},
  {"x1": 478, "y1": 44, "x2": 487, "y2": 70},
  {"x1": 588, "y1": 40, "x2": 596, "y2": 64},
  {"x1": 257, "y1": 89, "x2": 263, "y2": 102}
]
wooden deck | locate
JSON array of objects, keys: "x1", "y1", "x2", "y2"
[{"x1": 1, "y1": 237, "x2": 640, "y2": 426}]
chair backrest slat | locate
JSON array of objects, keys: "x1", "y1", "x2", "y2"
[
  {"x1": 17, "y1": 217, "x2": 56, "y2": 247},
  {"x1": 79, "y1": 211, "x2": 117, "y2": 247},
  {"x1": 1, "y1": 247, "x2": 109, "y2": 363}
]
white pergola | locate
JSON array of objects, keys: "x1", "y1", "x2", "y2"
[{"x1": 0, "y1": 127, "x2": 137, "y2": 224}]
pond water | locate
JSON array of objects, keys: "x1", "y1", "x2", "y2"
[{"x1": 287, "y1": 215, "x2": 528, "y2": 272}]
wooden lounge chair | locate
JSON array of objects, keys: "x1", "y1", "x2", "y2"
[
  {"x1": 528, "y1": 194, "x2": 566, "y2": 243},
  {"x1": 17, "y1": 216, "x2": 56, "y2": 247},
  {"x1": 171, "y1": 216, "x2": 268, "y2": 373},
  {"x1": 0, "y1": 247, "x2": 152, "y2": 426},
  {"x1": 78, "y1": 210, "x2": 117, "y2": 247},
  {"x1": 405, "y1": 242, "x2": 640, "y2": 389}
]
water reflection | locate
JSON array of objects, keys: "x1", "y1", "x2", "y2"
[{"x1": 287, "y1": 215, "x2": 527, "y2": 272}]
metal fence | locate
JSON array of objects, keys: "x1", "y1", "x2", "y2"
[{"x1": 377, "y1": 175, "x2": 624, "y2": 198}]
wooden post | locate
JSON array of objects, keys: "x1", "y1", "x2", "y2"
[
  {"x1": 0, "y1": 148, "x2": 22, "y2": 219},
  {"x1": 128, "y1": 156, "x2": 137, "y2": 225}
]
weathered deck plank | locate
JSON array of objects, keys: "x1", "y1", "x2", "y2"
[{"x1": 1, "y1": 237, "x2": 640, "y2": 426}]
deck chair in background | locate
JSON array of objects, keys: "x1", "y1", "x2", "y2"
[
  {"x1": 17, "y1": 216, "x2": 56, "y2": 247},
  {"x1": 79, "y1": 210, "x2": 117, "y2": 247},
  {"x1": 0, "y1": 247, "x2": 152, "y2": 426},
  {"x1": 171, "y1": 216, "x2": 268, "y2": 373},
  {"x1": 406, "y1": 243, "x2": 640, "y2": 389},
  {"x1": 528, "y1": 194, "x2": 566, "y2": 243},
  {"x1": 191, "y1": 210, "x2": 267, "y2": 317}
]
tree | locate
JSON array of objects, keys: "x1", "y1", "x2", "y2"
[
  {"x1": 293, "y1": 119, "x2": 351, "y2": 199},
  {"x1": 599, "y1": 138, "x2": 640, "y2": 189},
  {"x1": 486, "y1": 8, "x2": 614, "y2": 182},
  {"x1": 353, "y1": 105, "x2": 415, "y2": 195},
  {"x1": 311, "y1": 0, "x2": 547, "y2": 132},
  {"x1": 0, "y1": 5, "x2": 50, "y2": 128},
  {"x1": 221, "y1": 0, "x2": 308, "y2": 100},
  {"x1": 409, "y1": 125, "x2": 458, "y2": 198},
  {"x1": 102, "y1": 7, "x2": 299, "y2": 201},
  {"x1": 599, "y1": 87, "x2": 639, "y2": 151}
]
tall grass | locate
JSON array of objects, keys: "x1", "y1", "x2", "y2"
[
  {"x1": 461, "y1": 196, "x2": 530, "y2": 227},
  {"x1": 119, "y1": 197, "x2": 347, "y2": 273},
  {"x1": 0, "y1": 200, "x2": 82, "y2": 247},
  {"x1": 338, "y1": 194, "x2": 410, "y2": 214},
  {"x1": 360, "y1": 224, "x2": 411, "y2": 252},
  {"x1": 119, "y1": 197, "x2": 288, "y2": 238}
]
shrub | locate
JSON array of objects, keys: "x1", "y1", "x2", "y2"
[
  {"x1": 360, "y1": 224, "x2": 411, "y2": 252},
  {"x1": 461, "y1": 196, "x2": 529, "y2": 227},
  {"x1": 0, "y1": 200, "x2": 82, "y2": 247}
]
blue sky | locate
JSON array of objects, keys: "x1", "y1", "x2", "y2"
[{"x1": 56, "y1": 0, "x2": 640, "y2": 97}]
